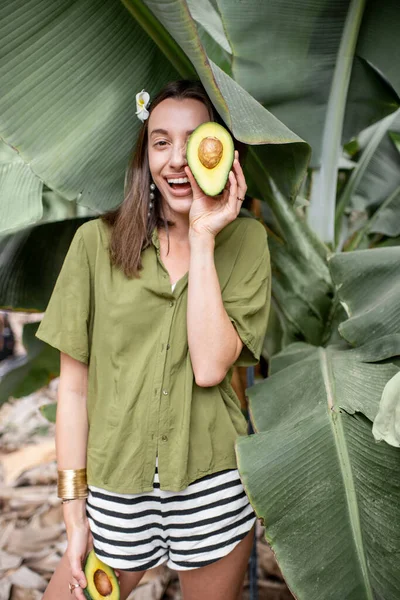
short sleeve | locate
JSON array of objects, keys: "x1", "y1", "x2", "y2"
[
  {"x1": 35, "y1": 228, "x2": 91, "y2": 364},
  {"x1": 222, "y1": 220, "x2": 271, "y2": 367}
]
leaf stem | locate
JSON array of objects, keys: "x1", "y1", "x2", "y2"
[
  {"x1": 308, "y1": 0, "x2": 366, "y2": 243},
  {"x1": 121, "y1": 0, "x2": 197, "y2": 79}
]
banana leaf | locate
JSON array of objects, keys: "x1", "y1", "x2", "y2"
[
  {"x1": 135, "y1": 0, "x2": 311, "y2": 201},
  {"x1": 349, "y1": 112, "x2": 400, "y2": 214},
  {"x1": 372, "y1": 371, "x2": 400, "y2": 448},
  {"x1": 237, "y1": 342, "x2": 400, "y2": 600},
  {"x1": 0, "y1": 218, "x2": 91, "y2": 311},
  {"x1": 0, "y1": 322, "x2": 59, "y2": 406},
  {"x1": 329, "y1": 246, "x2": 400, "y2": 350},
  {"x1": 0, "y1": 0, "x2": 310, "y2": 233},
  {"x1": 187, "y1": 0, "x2": 400, "y2": 242},
  {"x1": 335, "y1": 109, "x2": 400, "y2": 245},
  {"x1": 0, "y1": 141, "x2": 43, "y2": 233}
]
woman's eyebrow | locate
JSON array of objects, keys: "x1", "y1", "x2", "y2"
[
  {"x1": 150, "y1": 128, "x2": 169, "y2": 137},
  {"x1": 150, "y1": 128, "x2": 196, "y2": 137}
]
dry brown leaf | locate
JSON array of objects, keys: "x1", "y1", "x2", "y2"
[
  {"x1": 0, "y1": 521, "x2": 17, "y2": 551},
  {"x1": 15, "y1": 462, "x2": 57, "y2": 488},
  {"x1": 5, "y1": 523, "x2": 64, "y2": 556},
  {"x1": 0, "y1": 441, "x2": 56, "y2": 486},
  {"x1": 0, "y1": 388, "x2": 56, "y2": 454},
  {"x1": 9, "y1": 566, "x2": 47, "y2": 590},
  {"x1": 0, "y1": 549, "x2": 22, "y2": 573},
  {"x1": 0, "y1": 578, "x2": 12, "y2": 600},
  {"x1": 0, "y1": 485, "x2": 57, "y2": 503},
  {"x1": 10, "y1": 586, "x2": 43, "y2": 600}
]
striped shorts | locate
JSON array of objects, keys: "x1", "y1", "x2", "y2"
[{"x1": 85, "y1": 459, "x2": 257, "y2": 571}]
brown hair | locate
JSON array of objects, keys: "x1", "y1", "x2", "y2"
[{"x1": 102, "y1": 80, "x2": 223, "y2": 278}]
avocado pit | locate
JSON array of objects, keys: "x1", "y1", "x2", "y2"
[
  {"x1": 94, "y1": 569, "x2": 113, "y2": 596},
  {"x1": 198, "y1": 136, "x2": 223, "y2": 169}
]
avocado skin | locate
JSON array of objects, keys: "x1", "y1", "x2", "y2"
[
  {"x1": 187, "y1": 122, "x2": 234, "y2": 197},
  {"x1": 83, "y1": 549, "x2": 120, "y2": 600}
]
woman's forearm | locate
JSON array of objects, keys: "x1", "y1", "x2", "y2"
[
  {"x1": 187, "y1": 231, "x2": 242, "y2": 387},
  {"x1": 56, "y1": 369, "x2": 88, "y2": 469},
  {"x1": 56, "y1": 354, "x2": 89, "y2": 526}
]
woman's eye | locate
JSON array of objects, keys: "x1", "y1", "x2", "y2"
[{"x1": 155, "y1": 140, "x2": 167, "y2": 147}]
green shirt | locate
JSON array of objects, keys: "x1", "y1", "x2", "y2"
[{"x1": 36, "y1": 216, "x2": 271, "y2": 493}]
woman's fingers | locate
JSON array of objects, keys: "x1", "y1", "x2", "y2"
[
  {"x1": 233, "y1": 150, "x2": 247, "y2": 201},
  {"x1": 184, "y1": 165, "x2": 202, "y2": 198},
  {"x1": 227, "y1": 170, "x2": 239, "y2": 214},
  {"x1": 69, "y1": 554, "x2": 86, "y2": 589}
]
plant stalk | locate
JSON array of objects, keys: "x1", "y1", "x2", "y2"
[
  {"x1": 121, "y1": 0, "x2": 196, "y2": 79},
  {"x1": 308, "y1": 0, "x2": 366, "y2": 244}
]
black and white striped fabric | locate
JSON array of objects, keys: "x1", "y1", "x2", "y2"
[{"x1": 85, "y1": 459, "x2": 257, "y2": 571}]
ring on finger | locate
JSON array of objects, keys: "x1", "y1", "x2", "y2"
[
  {"x1": 237, "y1": 196, "x2": 245, "y2": 202},
  {"x1": 69, "y1": 582, "x2": 80, "y2": 593}
]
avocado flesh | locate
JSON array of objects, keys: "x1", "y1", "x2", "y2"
[
  {"x1": 83, "y1": 550, "x2": 120, "y2": 600},
  {"x1": 187, "y1": 122, "x2": 234, "y2": 196}
]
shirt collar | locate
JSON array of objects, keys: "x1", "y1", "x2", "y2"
[{"x1": 151, "y1": 226, "x2": 160, "y2": 250}]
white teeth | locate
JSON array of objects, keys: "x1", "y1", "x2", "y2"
[{"x1": 167, "y1": 177, "x2": 189, "y2": 184}]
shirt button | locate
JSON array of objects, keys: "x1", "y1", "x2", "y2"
[
  {"x1": 169, "y1": 301, "x2": 174, "y2": 307},
  {"x1": 166, "y1": 344, "x2": 170, "y2": 350},
  {"x1": 162, "y1": 389, "x2": 168, "y2": 395},
  {"x1": 161, "y1": 435, "x2": 168, "y2": 442}
]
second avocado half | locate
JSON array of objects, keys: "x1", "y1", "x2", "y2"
[{"x1": 187, "y1": 122, "x2": 234, "y2": 196}]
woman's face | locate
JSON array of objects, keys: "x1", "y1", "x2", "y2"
[{"x1": 147, "y1": 97, "x2": 210, "y2": 219}]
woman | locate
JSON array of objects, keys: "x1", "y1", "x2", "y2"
[{"x1": 36, "y1": 80, "x2": 271, "y2": 599}]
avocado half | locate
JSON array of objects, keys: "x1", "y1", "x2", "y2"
[
  {"x1": 187, "y1": 122, "x2": 234, "y2": 196},
  {"x1": 83, "y1": 550, "x2": 120, "y2": 600}
]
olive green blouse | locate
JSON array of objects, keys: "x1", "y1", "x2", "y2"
[{"x1": 36, "y1": 216, "x2": 271, "y2": 493}]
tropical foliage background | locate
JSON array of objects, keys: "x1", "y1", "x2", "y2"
[{"x1": 1, "y1": 1, "x2": 400, "y2": 598}]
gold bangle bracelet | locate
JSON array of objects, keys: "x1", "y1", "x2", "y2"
[{"x1": 57, "y1": 468, "x2": 88, "y2": 500}]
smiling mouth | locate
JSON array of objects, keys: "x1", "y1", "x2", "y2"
[{"x1": 166, "y1": 177, "x2": 192, "y2": 193}]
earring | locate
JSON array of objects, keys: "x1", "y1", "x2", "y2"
[{"x1": 148, "y1": 182, "x2": 156, "y2": 218}]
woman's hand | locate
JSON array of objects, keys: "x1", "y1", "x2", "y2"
[
  {"x1": 64, "y1": 501, "x2": 120, "y2": 598},
  {"x1": 66, "y1": 518, "x2": 92, "y2": 599},
  {"x1": 186, "y1": 150, "x2": 247, "y2": 239}
]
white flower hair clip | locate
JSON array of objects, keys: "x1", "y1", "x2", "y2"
[{"x1": 136, "y1": 89, "x2": 150, "y2": 122}]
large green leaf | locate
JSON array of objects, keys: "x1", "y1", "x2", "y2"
[
  {"x1": 353, "y1": 113, "x2": 400, "y2": 212},
  {"x1": 0, "y1": 218, "x2": 91, "y2": 311},
  {"x1": 186, "y1": 0, "x2": 232, "y2": 74},
  {"x1": 237, "y1": 343, "x2": 400, "y2": 600},
  {"x1": 195, "y1": 0, "x2": 400, "y2": 242},
  {"x1": 243, "y1": 175, "x2": 334, "y2": 347},
  {"x1": 335, "y1": 109, "x2": 400, "y2": 245},
  {"x1": 0, "y1": 322, "x2": 59, "y2": 406},
  {"x1": 369, "y1": 187, "x2": 400, "y2": 237},
  {"x1": 0, "y1": 0, "x2": 311, "y2": 232},
  {"x1": 372, "y1": 371, "x2": 400, "y2": 448},
  {"x1": 138, "y1": 0, "x2": 311, "y2": 201},
  {"x1": 329, "y1": 246, "x2": 400, "y2": 349},
  {"x1": 0, "y1": 0, "x2": 179, "y2": 231},
  {"x1": 210, "y1": 1, "x2": 399, "y2": 158},
  {"x1": 356, "y1": 1, "x2": 400, "y2": 97},
  {"x1": 347, "y1": 185, "x2": 400, "y2": 250},
  {"x1": 0, "y1": 140, "x2": 43, "y2": 233}
]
